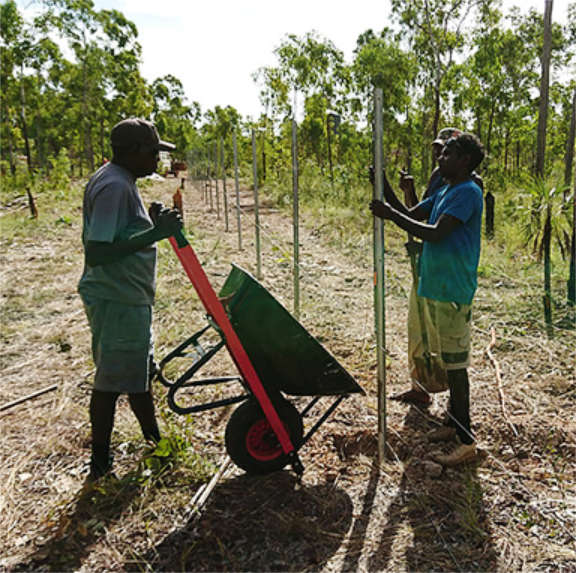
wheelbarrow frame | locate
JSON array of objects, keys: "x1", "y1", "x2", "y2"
[
  {"x1": 157, "y1": 321, "x2": 350, "y2": 445},
  {"x1": 158, "y1": 229, "x2": 359, "y2": 475}
]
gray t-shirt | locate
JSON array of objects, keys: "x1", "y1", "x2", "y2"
[{"x1": 78, "y1": 162, "x2": 157, "y2": 305}]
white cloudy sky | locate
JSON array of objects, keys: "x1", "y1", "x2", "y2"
[{"x1": 17, "y1": 0, "x2": 573, "y2": 119}]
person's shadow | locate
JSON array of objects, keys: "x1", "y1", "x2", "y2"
[
  {"x1": 364, "y1": 404, "x2": 499, "y2": 572},
  {"x1": 12, "y1": 474, "x2": 144, "y2": 571},
  {"x1": 129, "y1": 470, "x2": 354, "y2": 572}
]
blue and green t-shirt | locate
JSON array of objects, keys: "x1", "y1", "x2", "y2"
[{"x1": 417, "y1": 179, "x2": 483, "y2": 305}]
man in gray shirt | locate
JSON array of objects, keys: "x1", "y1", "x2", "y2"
[{"x1": 78, "y1": 118, "x2": 182, "y2": 481}]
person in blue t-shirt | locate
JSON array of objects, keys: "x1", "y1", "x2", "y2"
[
  {"x1": 370, "y1": 132, "x2": 485, "y2": 466},
  {"x1": 394, "y1": 127, "x2": 469, "y2": 407}
]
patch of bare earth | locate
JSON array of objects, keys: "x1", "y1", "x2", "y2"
[{"x1": 1, "y1": 176, "x2": 574, "y2": 572}]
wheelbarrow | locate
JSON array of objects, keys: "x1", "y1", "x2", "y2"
[{"x1": 156, "y1": 230, "x2": 364, "y2": 475}]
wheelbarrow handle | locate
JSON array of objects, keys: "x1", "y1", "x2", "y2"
[{"x1": 174, "y1": 229, "x2": 189, "y2": 249}]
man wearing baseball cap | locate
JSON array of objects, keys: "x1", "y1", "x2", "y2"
[
  {"x1": 78, "y1": 118, "x2": 182, "y2": 481},
  {"x1": 400, "y1": 127, "x2": 463, "y2": 208}
]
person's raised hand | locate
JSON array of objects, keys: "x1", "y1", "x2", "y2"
[{"x1": 154, "y1": 207, "x2": 183, "y2": 239}]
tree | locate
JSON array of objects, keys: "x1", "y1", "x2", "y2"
[
  {"x1": 390, "y1": 0, "x2": 490, "y2": 141},
  {"x1": 1, "y1": 0, "x2": 35, "y2": 172},
  {"x1": 253, "y1": 32, "x2": 350, "y2": 172},
  {"x1": 152, "y1": 75, "x2": 200, "y2": 159},
  {"x1": 351, "y1": 28, "x2": 417, "y2": 169}
]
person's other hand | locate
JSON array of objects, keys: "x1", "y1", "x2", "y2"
[
  {"x1": 370, "y1": 199, "x2": 392, "y2": 219},
  {"x1": 149, "y1": 202, "x2": 164, "y2": 224},
  {"x1": 399, "y1": 170, "x2": 414, "y2": 193},
  {"x1": 368, "y1": 165, "x2": 375, "y2": 186},
  {"x1": 155, "y1": 207, "x2": 183, "y2": 239}
]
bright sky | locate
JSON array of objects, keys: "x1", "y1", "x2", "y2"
[{"x1": 18, "y1": 0, "x2": 573, "y2": 119}]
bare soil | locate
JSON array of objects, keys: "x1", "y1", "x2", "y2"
[{"x1": 0, "y1": 176, "x2": 574, "y2": 572}]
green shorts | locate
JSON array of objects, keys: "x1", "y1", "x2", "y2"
[
  {"x1": 82, "y1": 296, "x2": 153, "y2": 393},
  {"x1": 408, "y1": 285, "x2": 472, "y2": 393}
]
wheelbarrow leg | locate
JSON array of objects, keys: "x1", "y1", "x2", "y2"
[{"x1": 288, "y1": 451, "x2": 304, "y2": 478}]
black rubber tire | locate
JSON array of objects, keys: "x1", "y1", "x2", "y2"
[{"x1": 225, "y1": 398, "x2": 304, "y2": 474}]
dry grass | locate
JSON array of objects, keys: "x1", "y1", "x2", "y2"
[{"x1": 0, "y1": 175, "x2": 574, "y2": 572}]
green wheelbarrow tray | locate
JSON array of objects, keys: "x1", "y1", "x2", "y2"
[{"x1": 219, "y1": 264, "x2": 364, "y2": 397}]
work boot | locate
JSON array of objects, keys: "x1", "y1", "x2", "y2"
[
  {"x1": 426, "y1": 426, "x2": 457, "y2": 442},
  {"x1": 433, "y1": 443, "x2": 477, "y2": 466}
]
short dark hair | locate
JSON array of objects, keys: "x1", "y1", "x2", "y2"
[{"x1": 445, "y1": 133, "x2": 485, "y2": 173}]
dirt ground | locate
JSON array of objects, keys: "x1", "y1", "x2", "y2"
[{"x1": 0, "y1": 175, "x2": 574, "y2": 572}]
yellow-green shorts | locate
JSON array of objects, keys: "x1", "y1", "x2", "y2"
[{"x1": 408, "y1": 284, "x2": 472, "y2": 393}]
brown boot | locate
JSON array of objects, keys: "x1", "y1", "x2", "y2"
[
  {"x1": 433, "y1": 443, "x2": 477, "y2": 466},
  {"x1": 426, "y1": 426, "x2": 457, "y2": 442}
]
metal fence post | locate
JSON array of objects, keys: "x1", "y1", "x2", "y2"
[
  {"x1": 291, "y1": 118, "x2": 300, "y2": 319},
  {"x1": 233, "y1": 132, "x2": 243, "y2": 250},
  {"x1": 373, "y1": 87, "x2": 386, "y2": 464},
  {"x1": 252, "y1": 129, "x2": 262, "y2": 279},
  {"x1": 214, "y1": 141, "x2": 220, "y2": 219},
  {"x1": 221, "y1": 138, "x2": 229, "y2": 232}
]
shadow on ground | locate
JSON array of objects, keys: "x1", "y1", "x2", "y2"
[
  {"x1": 12, "y1": 474, "x2": 143, "y2": 572},
  {"x1": 337, "y1": 405, "x2": 500, "y2": 571},
  {"x1": 129, "y1": 471, "x2": 353, "y2": 572}
]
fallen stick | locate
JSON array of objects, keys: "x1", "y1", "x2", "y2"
[
  {"x1": 485, "y1": 328, "x2": 518, "y2": 436},
  {"x1": 0, "y1": 384, "x2": 58, "y2": 412},
  {"x1": 170, "y1": 456, "x2": 233, "y2": 534}
]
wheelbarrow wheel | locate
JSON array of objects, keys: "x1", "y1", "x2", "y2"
[{"x1": 225, "y1": 398, "x2": 303, "y2": 474}]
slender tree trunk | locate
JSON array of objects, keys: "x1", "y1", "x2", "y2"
[
  {"x1": 5, "y1": 108, "x2": 16, "y2": 175},
  {"x1": 536, "y1": 0, "x2": 554, "y2": 335},
  {"x1": 475, "y1": 114, "x2": 482, "y2": 144},
  {"x1": 19, "y1": 72, "x2": 32, "y2": 173},
  {"x1": 504, "y1": 128, "x2": 510, "y2": 174},
  {"x1": 35, "y1": 70, "x2": 46, "y2": 173},
  {"x1": 326, "y1": 115, "x2": 334, "y2": 188},
  {"x1": 100, "y1": 118, "x2": 105, "y2": 164},
  {"x1": 564, "y1": 87, "x2": 576, "y2": 191},
  {"x1": 36, "y1": 117, "x2": 46, "y2": 173},
  {"x1": 8, "y1": 128, "x2": 16, "y2": 175},
  {"x1": 261, "y1": 127, "x2": 266, "y2": 182},
  {"x1": 535, "y1": 0, "x2": 553, "y2": 178},
  {"x1": 566, "y1": 89, "x2": 576, "y2": 311},
  {"x1": 81, "y1": 39, "x2": 94, "y2": 173},
  {"x1": 485, "y1": 191, "x2": 495, "y2": 239},
  {"x1": 568, "y1": 156, "x2": 575, "y2": 310},
  {"x1": 543, "y1": 206, "x2": 553, "y2": 337},
  {"x1": 485, "y1": 100, "x2": 496, "y2": 173},
  {"x1": 432, "y1": 81, "x2": 441, "y2": 145},
  {"x1": 421, "y1": 104, "x2": 430, "y2": 181}
]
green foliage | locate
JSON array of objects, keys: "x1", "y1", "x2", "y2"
[
  {"x1": 0, "y1": 0, "x2": 197, "y2": 174},
  {"x1": 138, "y1": 435, "x2": 215, "y2": 485},
  {"x1": 515, "y1": 171, "x2": 573, "y2": 258},
  {"x1": 48, "y1": 147, "x2": 72, "y2": 189}
]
